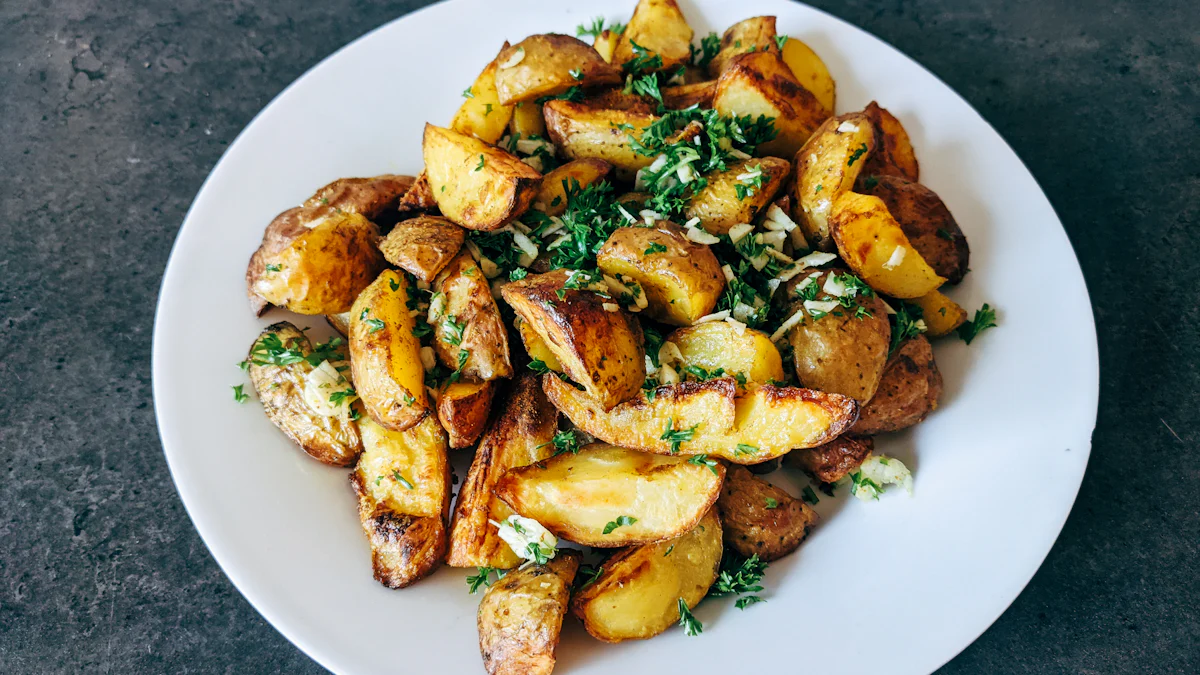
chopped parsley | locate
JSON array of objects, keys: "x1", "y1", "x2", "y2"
[
  {"x1": 802, "y1": 486, "x2": 820, "y2": 505},
  {"x1": 576, "y1": 16, "x2": 622, "y2": 38},
  {"x1": 236, "y1": 360, "x2": 250, "y2": 372},
  {"x1": 391, "y1": 470, "x2": 415, "y2": 490},
  {"x1": 644, "y1": 242, "x2": 668, "y2": 255},
  {"x1": 231, "y1": 384, "x2": 249, "y2": 403},
  {"x1": 734, "y1": 164, "x2": 765, "y2": 201},
  {"x1": 889, "y1": 301, "x2": 926, "y2": 355},
  {"x1": 569, "y1": 68, "x2": 584, "y2": 81},
  {"x1": 660, "y1": 418, "x2": 699, "y2": 453},
  {"x1": 535, "y1": 86, "x2": 584, "y2": 104},
  {"x1": 678, "y1": 599, "x2": 703, "y2": 636},
  {"x1": 736, "y1": 595, "x2": 766, "y2": 610},
  {"x1": 525, "y1": 542, "x2": 554, "y2": 565},
  {"x1": 958, "y1": 303, "x2": 998, "y2": 344},
  {"x1": 623, "y1": 40, "x2": 663, "y2": 75},
  {"x1": 462, "y1": 86, "x2": 474, "y2": 99},
  {"x1": 576, "y1": 564, "x2": 604, "y2": 590},
  {"x1": 364, "y1": 318, "x2": 386, "y2": 333},
  {"x1": 708, "y1": 551, "x2": 767, "y2": 609},
  {"x1": 441, "y1": 315, "x2": 467, "y2": 346},
  {"x1": 264, "y1": 264, "x2": 281, "y2": 272},
  {"x1": 735, "y1": 443, "x2": 758, "y2": 456},
  {"x1": 850, "y1": 471, "x2": 882, "y2": 500},
  {"x1": 388, "y1": 277, "x2": 401, "y2": 291},
  {"x1": 774, "y1": 34, "x2": 789, "y2": 51},
  {"x1": 528, "y1": 358, "x2": 551, "y2": 375},
  {"x1": 602, "y1": 515, "x2": 638, "y2": 535},
  {"x1": 847, "y1": 142, "x2": 869, "y2": 166},
  {"x1": 764, "y1": 497, "x2": 779, "y2": 509},
  {"x1": 328, "y1": 387, "x2": 356, "y2": 405},
  {"x1": 466, "y1": 566, "x2": 504, "y2": 594},
  {"x1": 690, "y1": 33, "x2": 720, "y2": 70},
  {"x1": 484, "y1": 103, "x2": 493, "y2": 116},
  {"x1": 664, "y1": 544, "x2": 675, "y2": 557},
  {"x1": 474, "y1": 154, "x2": 485, "y2": 171},
  {"x1": 862, "y1": 175, "x2": 879, "y2": 190},
  {"x1": 540, "y1": 429, "x2": 583, "y2": 456},
  {"x1": 688, "y1": 454, "x2": 720, "y2": 476},
  {"x1": 936, "y1": 228, "x2": 955, "y2": 241}
]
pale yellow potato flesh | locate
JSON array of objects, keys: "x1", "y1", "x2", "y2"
[
  {"x1": 668, "y1": 321, "x2": 785, "y2": 389},
  {"x1": 910, "y1": 289, "x2": 968, "y2": 337},
  {"x1": 613, "y1": 0, "x2": 695, "y2": 72},
  {"x1": 451, "y1": 42, "x2": 516, "y2": 144},
  {"x1": 792, "y1": 111, "x2": 876, "y2": 250},
  {"x1": 424, "y1": 124, "x2": 542, "y2": 231},
  {"x1": 350, "y1": 270, "x2": 429, "y2": 432},
  {"x1": 534, "y1": 158, "x2": 612, "y2": 217},
  {"x1": 543, "y1": 100, "x2": 660, "y2": 181},
  {"x1": 683, "y1": 156, "x2": 791, "y2": 235},
  {"x1": 781, "y1": 37, "x2": 835, "y2": 114},
  {"x1": 356, "y1": 415, "x2": 450, "y2": 519},
  {"x1": 437, "y1": 379, "x2": 496, "y2": 449},
  {"x1": 830, "y1": 191, "x2": 947, "y2": 298},
  {"x1": 713, "y1": 51, "x2": 829, "y2": 158}
]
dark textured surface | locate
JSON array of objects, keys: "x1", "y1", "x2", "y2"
[{"x1": 1, "y1": 0, "x2": 1196, "y2": 672}]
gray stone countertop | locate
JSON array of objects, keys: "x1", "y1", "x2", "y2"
[{"x1": 1, "y1": 0, "x2": 1196, "y2": 672}]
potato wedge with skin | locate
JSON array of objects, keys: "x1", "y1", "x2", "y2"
[
  {"x1": 432, "y1": 252, "x2": 513, "y2": 381},
  {"x1": 424, "y1": 124, "x2": 542, "y2": 231},
  {"x1": 349, "y1": 471, "x2": 447, "y2": 589},
  {"x1": 351, "y1": 270, "x2": 429, "y2": 431},
  {"x1": 543, "y1": 100, "x2": 659, "y2": 181},
  {"x1": 781, "y1": 37, "x2": 835, "y2": 116},
  {"x1": 377, "y1": 215, "x2": 465, "y2": 283},
  {"x1": 860, "y1": 175, "x2": 970, "y2": 284},
  {"x1": 593, "y1": 29, "x2": 620, "y2": 64},
  {"x1": 614, "y1": 0, "x2": 694, "y2": 73},
  {"x1": 437, "y1": 379, "x2": 496, "y2": 449},
  {"x1": 661, "y1": 80, "x2": 716, "y2": 110},
  {"x1": 325, "y1": 311, "x2": 351, "y2": 337},
  {"x1": 303, "y1": 174, "x2": 415, "y2": 219},
  {"x1": 910, "y1": 289, "x2": 968, "y2": 337},
  {"x1": 859, "y1": 101, "x2": 919, "y2": 182},
  {"x1": 356, "y1": 415, "x2": 450, "y2": 518},
  {"x1": 545, "y1": 375, "x2": 858, "y2": 463},
  {"x1": 853, "y1": 335, "x2": 942, "y2": 434},
  {"x1": 494, "y1": 35, "x2": 622, "y2": 105},
  {"x1": 497, "y1": 443, "x2": 725, "y2": 548},
  {"x1": 397, "y1": 171, "x2": 438, "y2": 213},
  {"x1": 668, "y1": 321, "x2": 784, "y2": 389},
  {"x1": 510, "y1": 102, "x2": 547, "y2": 138},
  {"x1": 707, "y1": 15, "x2": 779, "y2": 77},
  {"x1": 571, "y1": 509, "x2": 721, "y2": 643},
  {"x1": 595, "y1": 222, "x2": 725, "y2": 326},
  {"x1": 791, "y1": 112, "x2": 876, "y2": 250},
  {"x1": 452, "y1": 43, "x2": 515, "y2": 144},
  {"x1": 785, "y1": 434, "x2": 874, "y2": 484},
  {"x1": 449, "y1": 375, "x2": 559, "y2": 568},
  {"x1": 714, "y1": 51, "x2": 829, "y2": 159},
  {"x1": 515, "y1": 318, "x2": 562, "y2": 372},
  {"x1": 502, "y1": 270, "x2": 645, "y2": 410},
  {"x1": 246, "y1": 206, "x2": 384, "y2": 316},
  {"x1": 478, "y1": 551, "x2": 580, "y2": 675},
  {"x1": 247, "y1": 322, "x2": 362, "y2": 466},
  {"x1": 830, "y1": 191, "x2": 947, "y2": 298},
  {"x1": 534, "y1": 158, "x2": 612, "y2": 217},
  {"x1": 683, "y1": 156, "x2": 791, "y2": 235},
  {"x1": 717, "y1": 465, "x2": 816, "y2": 561}
]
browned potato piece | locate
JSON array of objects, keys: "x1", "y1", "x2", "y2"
[
  {"x1": 714, "y1": 51, "x2": 829, "y2": 158},
  {"x1": 595, "y1": 222, "x2": 725, "y2": 326},
  {"x1": 853, "y1": 335, "x2": 943, "y2": 434},
  {"x1": 859, "y1": 101, "x2": 919, "y2": 182},
  {"x1": 683, "y1": 156, "x2": 791, "y2": 234},
  {"x1": 349, "y1": 471, "x2": 447, "y2": 589},
  {"x1": 303, "y1": 174, "x2": 415, "y2": 218},
  {"x1": 543, "y1": 99, "x2": 659, "y2": 181},
  {"x1": 497, "y1": 443, "x2": 725, "y2": 547},
  {"x1": 397, "y1": 171, "x2": 438, "y2": 213},
  {"x1": 707, "y1": 16, "x2": 779, "y2": 77},
  {"x1": 780, "y1": 37, "x2": 835, "y2": 115},
  {"x1": 668, "y1": 321, "x2": 784, "y2": 389},
  {"x1": 452, "y1": 43, "x2": 516, "y2": 144},
  {"x1": 613, "y1": 0, "x2": 695, "y2": 73},
  {"x1": 449, "y1": 375, "x2": 559, "y2": 569},
  {"x1": 437, "y1": 379, "x2": 496, "y2": 449},
  {"x1": 661, "y1": 80, "x2": 716, "y2": 109},
  {"x1": 830, "y1": 191, "x2": 946, "y2": 298},
  {"x1": 571, "y1": 509, "x2": 722, "y2": 642},
  {"x1": 350, "y1": 270, "x2": 429, "y2": 432},
  {"x1": 356, "y1": 416, "x2": 450, "y2": 519},
  {"x1": 377, "y1": 215, "x2": 465, "y2": 283},
  {"x1": 432, "y1": 252, "x2": 513, "y2": 381},
  {"x1": 494, "y1": 35, "x2": 622, "y2": 105},
  {"x1": 246, "y1": 206, "x2": 384, "y2": 316},
  {"x1": 515, "y1": 318, "x2": 562, "y2": 372},
  {"x1": 502, "y1": 270, "x2": 645, "y2": 410},
  {"x1": 246, "y1": 322, "x2": 362, "y2": 466},
  {"x1": 791, "y1": 112, "x2": 876, "y2": 250},
  {"x1": 325, "y1": 311, "x2": 351, "y2": 337},
  {"x1": 534, "y1": 158, "x2": 612, "y2": 216},
  {"x1": 717, "y1": 464, "x2": 816, "y2": 561},
  {"x1": 593, "y1": 29, "x2": 620, "y2": 63},
  {"x1": 478, "y1": 551, "x2": 580, "y2": 675},
  {"x1": 860, "y1": 175, "x2": 970, "y2": 284},
  {"x1": 424, "y1": 124, "x2": 542, "y2": 231},
  {"x1": 510, "y1": 101, "x2": 547, "y2": 138},
  {"x1": 786, "y1": 434, "x2": 874, "y2": 484},
  {"x1": 910, "y1": 289, "x2": 969, "y2": 337}
]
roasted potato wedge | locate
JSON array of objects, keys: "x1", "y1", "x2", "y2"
[
  {"x1": 545, "y1": 375, "x2": 858, "y2": 463},
  {"x1": 613, "y1": 0, "x2": 695, "y2": 73},
  {"x1": 910, "y1": 289, "x2": 968, "y2": 337},
  {"x1": 853, "y1": 335, "x2": 943, "y2": 434},
  {"x1": 437, "y1": 379, "x2": 497, "y2": 449},
  {"x1": 304, "y1": 174, "x2": 415, "y2": 219},
  {"x1": 356, "y1": 415, "x2": 450, "y2": 519},
  {"x1": 571, "y1": 509, "x2": 722, "y2": 642},
  {"x1": 350, "y1": 270, "x2": 429, "y2": 431},
  {"x1": 246, "y1": 322, "x2": 362, "y2": 466},
  {"x1": 377, "y1": 215, "x2": 465, "y2": 283},
  {"x1": 543, "y1": 99, "x2": 659, "y2": 181},
  {"x1": 326, "y1": 311, "x2": 351, "y2": 337},
  {"x1": 661, "y1": 80, "x2": 716, "y2": 109},
  {"x1": 349, "y1": 471, "x2": 447, "y2": 589},
  {"x1": 452, "y1": 43, "x2": 516, "y2": 144},
  {"x1": 424, "y1": 124, "x2": 542, "y2": 231},
  {"x1": 534, "y1": 158, "x2": 612, "y2": 216},
  {"x1": 502, "y1": 270, "x2": 645, "y2": 409},
  {"x1": 683, "y1": 156, "x2": 791, "y2": 234},
  {"x1": 786, "y1": 434, "x2": 873, "y2": 483},
  {"x1": 707, "y1": 15, "x2": 779, "y2": 77},
  {"x1": 515, "y1": 317, "x2": 563, "y2": 372},
  {"x1": 478, "y1": 551, "x2": 581, "y2": 675},
  {"x1": 792, "y1": 112, "x2": 876, "y2": 250},
  {"x1": 713, "y1": 51, "x2": 829, "y2": 158},
  {"x1": 829, "y1": 191, "x2": 947, "y2": 298},
  {"x1": 449, "y1": 375, "x2": 560, "y2": 568},
  {"x1": 432, "y1": 252, "x2": 513, "y2": 381},
  {"x1": 717, "y1": 464, "x2": 816, "y2": 561},
  {"x1": 668, "y1": 320, "x2": 785, "y2": 389},
  {"x1": 595, "y1": 222, "x2": 725, "y2": 325},
  {"x1": 497, "y1": 443, "x2": 725, "y2": 547},
  {"x1": 593, "y1": 29, "x2": 620, "y2": 63},
  {"x1": 494, "y1": 35, "x2": 622, "y2": 105},
  {"x1": 860, "y1": 175, "x2": 970, "y2": 284},
  {"x1": 397, "y1": 170, "x2": 438, "y2": 213},
  {"x1": 859, "y1": 101, "x2": 919, "y2": 182},
  {"x1": 246, "y1": 206, "x2": 384, "y2": 316},
  {"x1": 510, "y1": 101, "x2": 547, "y2": 138},
  {"x1": 780, "y1": 37, "x2": 835, "y2": 115}
]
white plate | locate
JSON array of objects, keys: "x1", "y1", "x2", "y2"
[{"x1": 152, "y1": 1, "x2": 1099, "y2": 673}]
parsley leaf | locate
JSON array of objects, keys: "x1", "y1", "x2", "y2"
[
  {"x1": 889, "y1": 301, "x2": 926, "y2": 355},
  {"x1": 364, "y1": 318, "x2": 386, "y2": 333},
  {"x1": 678, "y1": 598, "x2": 703, "y2": 636},
  {"x1": 660, "y1": 418, "x2": 699, "y2": 453},
  {"x1": 623, "y1": 40, "x2": 663, "y2": 75},
  {"x1": 764, "y1": 497, "x2": 779, "y2": 509},
  {"x1": 576, "y1": 564, "x2": 604, "y2": 590},
  {"x1": 466, "y1": 566, "x2": 504, "y2": 594},
  {"x1": 231, "y1": 384, "x2": 249, "y2": 403},
  {"x1": 462, "y1": 86, "x2": 474, "y2": 99},
  {"x1": 688, "y1": 454, "x2": 720, "y2": 476},
  {"x1": 644, "y1": 242, "x2": 668, "y2": 255},
  {"x1": 391, "y1": 470, "x2": 415, "y2": 490},
  {"x1": 474, "y1": 154, "x2": 485, "y2": 171},
  {"x1": 802, "y1": 486, "x2": 820, "y2": 505},
  {"x1": 602, "y1": 515, "x2": 638, "y2": 535},
  {"x1": 958, "y1": 303, "x2": 998, "y2": 344},
  {"x1": 540, "y1": 429, "x2": 583, "y2": 456},
  {"x1": 576, "y1": 16, "x2": 608, "y2": 39},
  {"x1": 708, "y1": 551, "x2": 767, "y2": 599},
  {"x1": 774, "y1": 34, "x2": 789, "y2": 51}
]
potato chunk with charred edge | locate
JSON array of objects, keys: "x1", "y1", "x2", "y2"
[
  {"x1": 350, "y1": 270, "x2": 429, "y2": 432},
  {"x1": 858, "y1": 101, "x2": 919, "y2": 183},
  {"x1": 432, "y1": 252, "x2": 513, "y2": 382},
  {"x1": 424, "y1": 124, "x2": 542, "y2": 231},
  {"x1": 791, "y1": 111, "x2": 877, "y2": 251},
  {"x1": 613, "y1": 0, "x2": 695, "y2": 73},
  {"x1": 714, "y1": 50, "x2": 829, "y2": 159},
  {"x1": 859, "y1": 175, "x2": 970, "y2": 285},
  {"x1": 534, "y1": 159, "x2": 612, "y2": 217},
  {"x1": 494, "y1": 35, "x2": 622, "y2": 105},
  {"x1": 683, "y1": 156, "x2": 791, "y2": 235},
  {"x1": 668, "y1": 321, "x2": 785, "y2": 391},
  {"x1": 543, "y1": 100, "x2": 660, "y2": 181},
  {"x1": 356, "y1": 416, "x2": 450, "y2": 519},
  {"x1": 707, "y1": 16, "x2": 780, "y2": 77},
  {"x1": 349, "y1": 471, "x2": 447, "y2": 589},
  {"x1": 829, "y1": 191, "x2": 946, "y2": 298},
  {"x1": 437, "y1": 379, "x2": 496, "y2": 450},
  {"x1": 377, "y1": 215, "x2": 465, "y2": 284},
  {"x1": 477, "y1": 551, "x2": 580, "y2": 675}
]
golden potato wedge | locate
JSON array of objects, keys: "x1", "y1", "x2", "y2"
[
  {"x1": 377, "y1": 215, "x2": 465, "y2": 284},
  {"x1": 661, "y1": 80, "x2": 716, "y2": 109},
  {"x1": 325, "y1": 311, "x2": 351, "y2": 337},
  {"x1": 515, "y1": 317, "x2": 563, "y2": 372},
  {"x1": 437, "y1": 379, "x2": 496, "y2": 449},
  {"x1": 502, "y1": 270, "x2": 645, "y2": 410},
  {"x1": 829, "y1": 191, "x2": 947, "y2": 298},
  {"x1": 571, "y1": 509, "x2": 722, "y2": 642},
  {"x1": 543, "y1": 99, "x2": 659, "y2": 181},
  {"x1": 497, "y1": 443, "x2": 725, "y2": 547},
  {"x1": 713, "y1": 51, "x2": 829, "y2": 158},
  {"x1": 350, "y1": 270, "x2": 429, "y2": 432},
  {"x1": 510, "y1": 101, "x2": 547, "y2": 138},
  {"x1": 355, "y1": 415, "x2": 450, "y2": 518},
  {"x1": 303, "y1": 174, "x2": 415, "y2": 219},
  {"x1": 910, "y1": 289, "x2": 968, "y2": 337},
  {"x1": 785, "y1": 434, "x2": 873, "y2": 483},
  {"x1": 432, "y1": 252, "x2": 513, "y2": 381},
  {"x1": 397, "y1": 170, "x2": 438, "y2": 213},
  {"x1": 545, "y1": 375, "x2": 859, "y2": 463},
  {"x1": 449, "y1": 375, "x2": 560, "y2": 569},
  {"x1": 860, "y1": 101, "x2": 919, "y2": 182},
  {"x1": 246, "y1": 322, "x2": 362, "y2": 466},
  {"x1": 717, "y1": 464, "x2": 816, "y2": 561},
  {"x1": 707, "y1": 16, "x2": 779, "y2": 77},
  {"x1": 349, "y1": 471, "x2": 447, "y2": 589},
  {"x1": 595, "y1": 222, "x2": 725, "y2": 325},
  {"x1": 534, "y1": 158, "x2": 612, "y2": 216},
  {"x1": 593, "y1": 29, "x2": 620, "y2": 64},
  {"x1": 668, "y1": 321, "x2": 785, "y2": 389},
  {"x1": 780, "y1": 37, "x2": 835, "y2": 115},
  {"x1": 478, "y1": 551, "x2": 580, "y2": 675},
  {"x1": 852, "y1": 335, "x2": 942, "y2": 434},
  {"x1": 791, "y1": 112, "x2": 876, "y2": 250},
  {"x1": 452, "y1": 43, "x2": 516, "y2": 144},
  {"x1": 860, "y1": 175, "x2": 970, "y2": 284},
  {"x1": 424, "y1": 124, "x2": 542, "y2": 231},
  {"x1": 494, "y1": 35, "x2": 622, "y2": 105},
  {"x1": 246, "y1": 206, "x2": 384, "y2": 316},
  {"x1": 683, "y1": 156, "x2": 791, "y2": 234},
  {"x1": 614, "y1": 0, "x2": 695, "y2": 73}
]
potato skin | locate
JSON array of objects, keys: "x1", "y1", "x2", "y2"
[
  {"x1": 786, "y1": 435, "x2": 874, "y2": 484},
  {"x1": 377, "y1": 215, "x2": 465, "y2": 283},
  {"x1": 349, "y1": 471, "x2": 447, "y2": 589},
  {"x1": 452, "y1": 43, "x2": 515, "y2": 144},
  {"x1": 494, "y1": 35, "x2": 622, "y2": 105},
  {"x1": 829, "y1": 191, "x2": 947, "y2": 298},
  {"x1": 853, "y1": 335, "x2": 943, "y2": 434},
  {"x1": 859, "y1": 101, "x2": 919, "y2": 183},
  {"x1": 433, "y1": 252, "x2": 513, "y2": 381},
  {"x1": 534, "y1": 158, "x2": 612, "y2": 217},
  {"x1": 717, "y1": 465, "x2": 816, "y2": 561},
  {"x1": 397, "y1": 171, "x2": 438, "y2": 213},
  {"x1": 791, "y1": 112, "x2": 876, "y2": 251},
  {"x1": 543, "y1": 100, "x2": 659, "y2": 181},
  {"x1": 356, "y1": 415, "x2": 451, "y2": 519},
  {"x1": 661, "y1": 80, "x2": 716, "y2": 110},
  {"x1": 668, "y1": 321, "x2": 784, "y2": 389},
  {"x1": 303, "y1": 174, "x2": 415, "y2": 219},
  {"x1": 247, "y1": 322, "x2": 363, "y2": 466},
  {"x1": 596, "y1": 222, "x2": 725, "y2": 325},
  {"x1": 683, "y1": 156, "x2": 791, "y2": 235},
  {"x1": 707, "y1": 15, "x2": 779, "y2": 77},
  {"x1": 424, "y1": 124, "x2": 542, "y2": 231},
  {"x1": 613, "y1": 0, "x2": 694, "y2": 73},
  {"x1": 350, "y1": 270, "x2": 429, "y2": 432},
  {"x1": 860, "y1": 175, "x2": 969, "y2": 284},
  {"x1": 437, "y1": 379, "x2": 496, "y2": 449},
  {"x1": 478, "y1": 551, "x2": 580, "y2": 675},
  {"x1": 714, "y1": 51, "x2": 829, "y2": 158}
]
